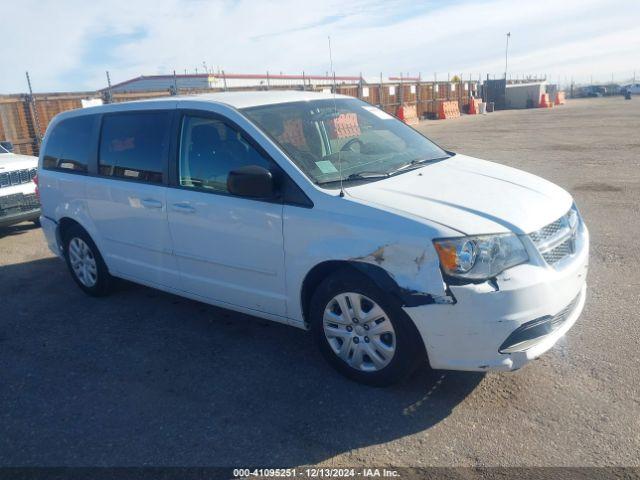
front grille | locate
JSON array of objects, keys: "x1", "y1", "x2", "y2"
[
  {"x1": 541, "y1": 238, "x2": 573, "y2": 264},
  {"x1": 529, "y1": 208, "x2": 579, "y2": 266},
  {"x1": 529, "y1": 217, "x2": 565, "y2": 244},
  {"x1": 0, "y1": 168, "x2": 37, "y2": 188}
]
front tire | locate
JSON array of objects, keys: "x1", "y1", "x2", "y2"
[
  {"x1": 63, "y1": 225, "x2": 112, "y2": 297},
  {"x1": 310, "y1": 268, "x2": 426, "y2": 386}
]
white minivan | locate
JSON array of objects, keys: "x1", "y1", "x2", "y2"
[{"x1": 38, "y1": 91, "x2": 588, "y2": 385}]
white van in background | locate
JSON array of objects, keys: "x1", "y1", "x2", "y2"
[
  {"x1": 621, "y1": 83, "x2": 640, "y2": 95},
  {"x1": 38, "y1": 91, "x2": 589, "y2": 385}
]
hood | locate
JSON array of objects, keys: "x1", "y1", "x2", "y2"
[
  {"x1": 345, "y1": 154, "x2": 573, "y2": 235},
  {"x1": 0, "y1": 152, "x2": 38, "y2": 172}
]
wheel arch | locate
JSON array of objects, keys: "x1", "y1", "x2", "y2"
[
  {"x1": 300, "y1": 260, "x2": 438, "y2": 327},
  {"x1": 57, "y1": 217, "x2": 105, "y2": 264},
  {"x1": 58, "y1": 217, "x2": 86, "y2": 249}
]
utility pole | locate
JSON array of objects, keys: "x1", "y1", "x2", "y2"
[
  {"x1": 504, "y1": 32, "x2": 511, "y2": 80},
  {"x1": 25, "y1": 71, "x2": 42, "y2": 149},
  {"x1": 571, "y1": 76, "x2": 574, "y2": 98},
  {"x1": 105, "y1": 70, "x2": 113, "y2": 104}
]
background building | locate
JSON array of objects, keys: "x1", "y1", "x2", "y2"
[{"x1": 108, "y1": 73, "x2": 363, "y2": 93}]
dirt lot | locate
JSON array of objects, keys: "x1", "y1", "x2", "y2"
[{"x1": 1, "y1": 97, "x2": 639, "y2": 467}]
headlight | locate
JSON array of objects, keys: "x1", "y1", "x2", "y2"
[{"x1": 433, "y1": 233, "x2": 528, "y2": 281}]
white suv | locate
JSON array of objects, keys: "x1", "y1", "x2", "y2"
[
  {"x1": 0, "y1": 144, "x2": 40, "y2": 227},
  {"x1": 38, "y1": 91, "x2": 589, "y2": 385}
]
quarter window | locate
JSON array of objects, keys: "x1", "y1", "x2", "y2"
[
  {"x1": 42, "y1": 115, "x2": 96, "y2": 173},
  {"x1": 99, "y1": 111, "x2": 171, "y2": 184},
  {"x1": 179, "y1": 115, "x2": 271, "y2": 193}
]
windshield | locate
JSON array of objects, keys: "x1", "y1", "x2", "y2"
[
  {"x1": 0, "y1": 144, "x2": 9, "y2": 154},
  {"x1": 242, "y1": 98, "x2": 449, "y2": 186}
]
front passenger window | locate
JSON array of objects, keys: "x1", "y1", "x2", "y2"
[{"x1": 179, "y1": 115, "x2": 271, "y2": 193}]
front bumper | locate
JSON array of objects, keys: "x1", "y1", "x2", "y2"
[
  {"x1": 405, "y1": 224, "x2": 589, "y2": 372},
  {"x1": 0, "y1": 190, "x2": 40, "y2": 227},
  {"x1": 0, "y1": 208, "x2": 40, "y2": 227}
]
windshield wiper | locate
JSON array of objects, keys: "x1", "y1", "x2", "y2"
[
  {"x1": 387, "y1": 156, "x2": 450, "y2": 176},
  {"x1": 316, "y1": 171, "x2": 389, "y2": 185},
  {"x1": 345, "y1": 171, "x2": 390, "y2": 181}
]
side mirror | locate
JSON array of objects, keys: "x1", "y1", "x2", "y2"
[{"x1": 227, "y1": 165, "x2": 275, "y2": 198}]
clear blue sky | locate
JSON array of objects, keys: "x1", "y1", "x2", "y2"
[{"x1": 2, "y1": 0, "x2": 639, "y2": 93}]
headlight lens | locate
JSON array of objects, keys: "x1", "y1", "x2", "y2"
[{"x1": 434, "y1": 233, "x2": 528, "y2": 281}]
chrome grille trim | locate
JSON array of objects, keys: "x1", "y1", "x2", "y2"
[
  {"x1": 0, "y1": 168, "x2": 36, "y2": 188},
  {"x1": 549, "y1": 292, "x2": 581, "y2": 330},
  {"x1": 529, "y1": 217, "x2": 565, "y2": 244},
  {"x1": 529, "y1": 208, "x2": 579, "y2": 266}
]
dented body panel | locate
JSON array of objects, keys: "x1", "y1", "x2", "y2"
[
  {"x1": 406, "y1": 222, "x2": 588, "y2": 371},
  {"x1": 282, "y1": 196, "x2": 458, "y2": 326}
]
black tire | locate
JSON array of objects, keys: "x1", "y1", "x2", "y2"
[
  {"x1": 63, "y1": 224, "x2": 113, "y2": 297},
  {"x1": 32, "y1": 218, "x2": 41, "y2": 227},
  {"x1": 310, "y1": 268, "x2": 426, "y2": 386}
]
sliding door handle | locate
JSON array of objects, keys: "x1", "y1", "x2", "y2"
[{"x1": 171, "y1": 203, "x2": 196, "y2": 214}]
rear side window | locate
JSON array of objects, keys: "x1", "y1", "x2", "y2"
[
  {"x1": 99, "y1": 111, "x2": 171, "y2": 184},
  {"x1": 42, "y1": 115, "x2": 95, "y2": 173}
]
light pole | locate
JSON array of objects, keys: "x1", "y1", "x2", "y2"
[{"x1": 504, "y1": 32, "x2": 511, "y2": 80}]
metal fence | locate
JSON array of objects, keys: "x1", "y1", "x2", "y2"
[{"x1": 0, "y1": 76, "x2": 481, "y2": 157}]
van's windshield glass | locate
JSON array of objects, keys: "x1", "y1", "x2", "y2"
[{"x1": 242, "y1": 98, "x2": 450, "y2": 186}]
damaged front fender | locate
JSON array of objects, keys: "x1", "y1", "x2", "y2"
[
  {"x1": 283, "y1": 199, "x2": 461, "y2": 325},
  {"x1": 347, "y1": 243, "x2": 452, "y2": 306}
]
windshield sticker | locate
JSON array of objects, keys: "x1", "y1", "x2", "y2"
[
  {"x1": 362, "y1": 106, "x2": 394, "y2": 120},
  {"x1": 315, "y1": 160, "x2": 339, "y2": 174}
]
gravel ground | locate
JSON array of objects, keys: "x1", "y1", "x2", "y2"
[{"x1": 0, "y1": 96, "x2": 638, "y2": 467}]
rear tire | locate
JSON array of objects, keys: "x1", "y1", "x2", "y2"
[
  {"x1": 63, "y1": 224, "x2": 112, "y2": 297},
  {"x1": 310, "y1": 268, "x2": 426, "y2": 386}
]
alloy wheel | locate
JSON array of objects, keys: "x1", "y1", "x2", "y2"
[{"x1": 68, "y1": 237, "x2": 98, "y2": 288}]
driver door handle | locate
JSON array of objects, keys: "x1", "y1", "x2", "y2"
[{"x1": 140, "y1": 198, "x2": 163, "y2": 209}]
